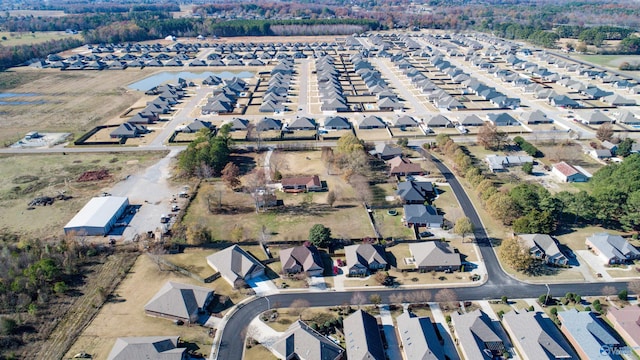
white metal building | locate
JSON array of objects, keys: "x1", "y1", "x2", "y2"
[{"x1": 64, "y1": 196, "x2": 129, "y2": 236}]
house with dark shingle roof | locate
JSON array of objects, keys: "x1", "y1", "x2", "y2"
[
  {"x1": 391, "y1": 115, "x2": 419, "y2": 128},
  {"x1": 358, "y1": 115, "x2": 387, "y2": 129},
  {"x1": 144, "y1": 281, "x2": 214, "y2": 324},
  {"x1": 502, "y1": 311, "x2": 577, "y2": 360},
  {"x1": 323, "y1": 116, "x2": 351, "y2": 130},
  {"x1": 288, "y1": 117, "x2": 317, "y2": 131},
  {"x1": 396, "y1": 181, "x2": 434, "y2": 204},
  {"x1": 396, "y1": 311, "x2": 445, "y2": 360},
  {"x1": 517, "y1": 234, "x2": 569, "y2": 266},
  {"x1": 110, "y1": 123, "x2": 149, "y2": 139},
  {"x1": 207, "y1": 245, "x2": 265, "y2": 288},
  {"x1": 229, "y1": 118, "x2": 249, "y2": 131},
  {"x1": 183, "y1": 119, "x2": 213, "y2": 133},
  {"x1": 272, "y1": 320, "x2": 345, "y2": 360},
  {"x1": 344, "y1": 310, "x2": 385, "y2": 360},
  {"x1": 403, "y1": 205, "x2": 443, "y2": 228},
  {"x1": 280, "y1": 245, "x2": 324, "y2": 277},
  {"x1": 487, "y1": 113, "x2": 519, "y2": 126},
  {"x1": 451, "y1": 309, "x2": 505, "y2": 360},
  {"x1": 344, "y1": 244, "x2": 387, "y2": 276},
  {"x1": 370, "y1": 143, "x2": 402, "y2": 160},
  {"x1": 107, "y1": 336, "x2": 186, "y2": 360},
  {"x1": 387, "y1": 156, "x2": 423, "y2": 176},
  {"x1": 586, "y1": 233, "x2": 640, "y2": 264},
  {"x1": 409, "y1": 241, "x2": 461, "y2": 272}
]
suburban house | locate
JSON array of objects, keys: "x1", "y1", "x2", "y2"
[
  {"x1": 344, "y1": 310, "x2": 385, "y2": 360},
  {"x1": 144, "y1": 281, "x2": 214, "y2": 324},
  {"x1": 281, "y1": 175, "x2": 323, "y2": 193},
  {"x1": 601, "y1": 140, "x2": 618, "y2": 155},
  {"x1": 588, "y1": 148, "x2": 612, "y2": 160},
  {"x1": 387, "y1": 156, "x2": 423, "y2": 176},
  {"x1": 280, "y1": 244, "x2": 324, "y2": 277},
  {"x1": 107, "y1": 336, "x2": 187, "y2": 360},
  {"x1": 344, "y1": 244, "x2": 387, "y2": 276},
  {"x1": 272, "y1": 320, "x2": 345, "y2": 360},
  {"x1": 557, "y1": 309, "x2": 620, "y2": 360},
  {"x1": 486, "y1": 155, "x2": 534, "y2": 172},
  {"x1": 502, "y1": 311, "x2": 577, "y2": 360},
  {"x1": 551, "y1": 162, "x2": 591, "y2": 183},
  {"x1": 520, "y1": 110, "x2": 553, "y2": 124},
  {"x1": 585, "y1": 233, "x2": 640, "y2": 264},
  {"x1": 110, "y1": 122, "x2": 149, "y2": 139},
  {"x1": 606, "y1": 306, "x2": 640, "y2": 349},
  {"x1": 396, "y1": 181, "x2": 435, "y2": 204},
  {"x1": 370, "y1": 143, "x2": 403, "y2": 160},
  {"x1": 182, "y1": 119, "x2": 213, "y2": 133},
  {"x1": 396, "y1": 311, "x2": 446, "y2": 360},
  {"x1": 426, "y1": 114, "x2": 453, "y2": 128},
  {"x1": 256, "y1": 117, "x2": 282, "y2": 131},
  {"x1": 517, "y1": 234, "x2": 569, "y2": 266},
  {"x1": 323, "y1": 116, "x2": 351, "y2": 130},
  {"x1": 358, "y1": 115, "x2": 387, "y2": 129},
  {"x1": 391, "y1": 115, "x2": 419, "y2": 128},
  {"x1": 288, "y1": 117, "x2": 317, "y2": 131},
  {"x1": 579, "y1": 110, "x2": 613, "y2": 125},
  {"x1": 409, "y1": 241, "x2": 462, "y2": 272},
  {"x1": 451, "y1": 309, "x2": 506, "y2": 360},
  {"x1": 229, "y1": 118, "x2": 249, "y2": 131},
  {"x1": 207, "y1": 245, "x2": 265, "y2": 288},
  {"x1": 487, "y1": 113, "x2": 519, "y2": 126},
  {"x1": 403, "y1": 204, "x2": 443, "y2": 228},
  {"x1": 458, "y1": 114, "x2": 485, "y2": 126}
]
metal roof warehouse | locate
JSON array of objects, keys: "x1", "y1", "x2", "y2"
[{"x1": 64, "y1": 196, "x2": 129, "y2": 236}]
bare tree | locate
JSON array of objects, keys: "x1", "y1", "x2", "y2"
[
  {"x1": 221, "y1": 162, "x2": 241, "y2": 190},
  {"x1": 148, "y1": 243, "x2": 167, "y2": 271},
  {"x1": 435, "y1": 289, "x2": 458, "y2": 310},
  {"x1": 477, "y1": 123, "x2": 508, "y2": 150},
  {"x1": 415, "y1": 290, "x2": 432, "y2": 304},
  {"x1": 289, "y1": 299, "x2": 311, "y2": 318},
  {"x1": 369, "y1": 294, "x2": 382, "y2": 306},
  {"x1": 388, "y1": 293, "x2": 405, "y2": 305},
  {"x1": 327, "y1": 190, "x2": 337, "y2": 208},
  {"x1": 350, "y1": 174, "x2": 373, "y2": 204},
  {"x1": 596, "y1": 123, "x2": 614, "y2": 142},
  {"x1": 269, "y1": 150, "x2": 289, "y2": 179},
  {"x1": 350, "y1": 292, "x2": 367, "y2": 308}
]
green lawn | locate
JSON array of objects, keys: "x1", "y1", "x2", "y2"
[
  {"x1": 574, "y1": 54, "x2": 640, "y2": 69},
  {"x1": 373, "y1": 208, "x2": 414, "y2": 240},
  {"x1": 0, "y1": 31, "x2": 81, "y2": 46}
]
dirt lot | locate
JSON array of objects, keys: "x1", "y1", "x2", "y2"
[
  {"x1": 0, "y1": 152, "x2": 166, "y2": 238},
  {"x1": 0, "y1": 68, "x2": 164, "y2": 145},
  {"x1": 65, "y1": 254, "x2": 218, "y2": 360}
]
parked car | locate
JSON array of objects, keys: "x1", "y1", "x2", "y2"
[{"x1": 419, "y1": 231, "x2": 433, "y2": 238}]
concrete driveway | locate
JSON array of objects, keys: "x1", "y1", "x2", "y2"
[{"x1": 575, "y1": 250, "x2": 614, "y2": 282}]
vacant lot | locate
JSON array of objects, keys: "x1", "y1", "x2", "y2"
[
  {"x1": 65, "y1": 254, "x2": 218, "y2": 360},
  {"x1": 0, "y1": 68, "x2": 162, "y2": 144},
  {"x1": 0, "y1": 152, "x2": 166, "y2": 237},
  {"x1": 0, "y1": 31, "x2": 80, "y2": 46}
]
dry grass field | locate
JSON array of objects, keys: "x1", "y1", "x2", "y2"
[
  {"x1": 0, "y1": 68, "x2": 158, "y2": 144},
  {"x1": 0, "y1": 31, "x2": 80, "y2": 46},
  {"x1": 65, "y1": 255, "x2": 217, "y2": 360},
  {"x1": 0, "y1": 151, "x2": 166, "y2": 237}
]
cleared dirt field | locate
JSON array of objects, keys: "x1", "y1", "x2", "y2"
[
  {"x1": 0, "y1": 151, "x2": 166, "y2": 237},
  {"x1": 65, "y1": 254, "x2": 217, "y2": 360},
  {"x1": 0, "y1": 68, "x2": 164, "y2": 144}
]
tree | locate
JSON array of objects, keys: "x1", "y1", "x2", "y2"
[
  {"x1": 221, "y1": 162, "x2": 241, "y2": 189},
  {"x1": 374, "y1": 271, "x2": 391, "y2": 286},
  {"x1": 350, "y1": 174, "x2": 372, "y2": 204},
  {"x1": 397, "y1": 137, "x2": 409, "y2": 147},
  {"x1": 0, "y1": 317, "x2": 17, "y2": 336},
  {"x1": 477, "y1": 122, "x2": 508, "y2": 150},
  {"x1": 336, "y1": 133, "x2": 364, "y2": 154},
  {"x1": 308, "y1": 224, "x2": 332, "y2": 248},
  {"x1": 618, "y1": 289, "x2": 628, "y2": 301},
  {"x1": 350, "y1": 292, "x2": 366, "y2": 308},
  {"x1": 369, "y1": 294, "x2": 382, "y2": 305},
  {"x1": 522, "y1": 162, "x2": 533, "y2": 174},
  {"x1": 486, "y1": 192, "x2": 518, "y2": 225},
  {"x1": 454, "y1": 217, "x2": 474, "y2": 242},
  {"x1": 326, "y1": 190, "x2": 337, "y2": 207},
  {"x1": 499, "y1": 237, "x2": 534, "y2": 273},
  {"x1": 596, "y1": 123, "x2": 614, "y2": 142},
  {"x1": 53, "y1": 281, "x2": 68, "y2": 294},
  {"x1": 616, "y1": 138, "x2": 635, "y2": 157}
]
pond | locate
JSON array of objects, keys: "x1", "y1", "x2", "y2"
[
  {"x1": 128, "y1": 71, "x2": 255, "y2": 91},
  {"x1": 0, "y1": 93, "x2": 45, "y2": 105}
]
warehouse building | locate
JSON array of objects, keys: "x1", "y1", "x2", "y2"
[{"x1": 64, "y1": 196, "x2": 129, "y2": 236}]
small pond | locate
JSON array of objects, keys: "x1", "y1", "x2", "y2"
[{"x1": 128, "y1": 71, "x2": 255, "y2": 91}]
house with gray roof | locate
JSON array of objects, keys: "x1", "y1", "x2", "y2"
[
  {"x1": 390, "y1": 115, "x2": 419, "y2": 128},
  {"x1": 426, "y1": 114, "x2": 453, "y2": 128},
  {"x1": 558, "y1": 309, "x2": 620, "y2": 360},
  {"x1": 602, "y1": 94, "x2": 636, "y2": 106},
  {"x1": 207, "y1": 245, "x2": 265, "y2": 288},
  {"x1": 585, "y1": 233, "x2": 640, "y2": 264},
  {"x1": 288, "y1": 117, "x2": 317, "y2": 131},
  {"x1": 256, "y1": 117, "x2": 282, "y2": 131},
  {"x1": 396, "y1": 181, "x2": 434, "y2": 204},
  {"x1": 458, "y1": 114, "x2": 485, "y2": 126},
  {"x1": 344, "y1": 244, "x2": 387, "y2": 276},
  {"x1": 144, "y1": 281, "x2": 214, "y2": 324},
  {"x1": 409, "y1": 241, "x2": 461, "y2": 272},
  {"x1": 344, "y1": 310, "x2": 385, "y2": 360},
  {"x1": 272, "y1": 320, "x2": 344, "y2": 360},
  {"x1": 486, "y1": 155, "x2": 533, "y2": 172},
  {"x1": 451, "y1": 309, "x2": 505, "y2": 360},
  {"x1": 550, "y1": 95, "x2": 580, "y2": 108},
  {"x1": 487, "y1": 113, "x2": 519, "y2": 126},
  {"x1": 358, "y1": 115, "x2": 387, "y2": 129},
  {"x1": 370, "y1": 143, "x2": 402, "y2": 160},
  {"x1": 280, "y1": 245, "x2": 324, "y2": 277},
  {"x1": 616, "y1": 110, "x2": 640, "y2": 125},
  {"x1": 579, "y1": 110, "x2": 613, "y2": 125},
  {"x1": 229, "y1": 118, "x2": 249, "y2": 131},
  {"x1": 110, "y1": 123, "x2": 149, "y2": 139},
  {"x1": 323, "y1": 116, "x2": 351, "y2": 130},
  {"x1": 396, "y1": 311, "x2": 445, "y2": 360},
  {"x1": 403, "y1": 204, "x2": 443, "y2": 228},
  {"x1": 107, "y1": 336, "x2": 186, "y2": 360},
  {"x1": 502, "y1": 311, "x2": 576, "y2": 360},
  {"x1": 517, "y1": 234, "x2": 568, "y2": 266},
  {"x1": 520, "y1": 110, "x2": 552, "y2": 124},
  {"x1": 183, "y1": 119, "x2": 213, "y2": 133}
]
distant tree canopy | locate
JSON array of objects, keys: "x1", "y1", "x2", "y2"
[{"x1": 177, "y1": 128, "x2": 232, "y2": 178}]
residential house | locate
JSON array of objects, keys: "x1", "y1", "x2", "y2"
[
  {"x1": 451, "y1": 309, "x2": 505, "y2": 360},
  {"x1": 517, "y1": 234, "x2": 569, "y2": 266},
  {"x1": 601, "y1": 141, "x2": 618, "y2": 155},
  {"x1": 520, "y1": 110, "x2": 552, "y2": 124},
  {"x1": 229, "y1": 118, "x2": 249, "y2": 131},
  {"x1": 395, "y1": 181, "x2": 434, "y2": 204},
  {"x1": 579, "y1": 110, "x2": 613, "y2": 125},
  {"x1": 183, "y1": 119, "x2": 213, "y2": 133},
  {"x1": 409, "y1": 241, "x2": 461, "y2": 272},
  {"x1": 585, "y1": 233, "x2": 640, "y2": 264},
  {"x1": 616, "y1": 110, "x2": 640, "y2": 125},
  {"x1": 391, "y1": 115, "x2": 419, "y2": 128},
  {"x1": 425, "y1": 114, "x2": 453, "y2": 128},
  {"x1": 110, "y1": 123, "x2": 149, "y2": 139},
  {"x1": 344, "y1": 310, "x2": 385, "y2": 360},
  {"x1": 486, "y1": 155, "x2": 534, "y2": 172},
  {"x1": 144, "y1": 281, "x2": 214, "y2": 324},
  {"x1": 602, "y1": 94, "x2": 636, "y2": 106},
  {"x1": 107, "y1": 336, "x2": 186, "y2": 360},
  {"x1": 552, "y1": 162, "x2": 591, "y2": 183},
  {"x1": 487, "y1": 113, "x2": 519, "y2": 126},
  {"x1": 396, "y1": 311, "x2": 446, "y2": 360},
  {"x1": 128, "y1": 113, "x2": 156, "y2": 124},
  {"x1": 370, "y1": 143, "x2": 403, "y2": 160},
  {"x1": 272, "y1": 320, "x2": 345, "y2": 360},
  {"x1": 281, "y1": 175, "x2": 323, "y2": 193},
  {"x1": 502, "y1": 311, "x2": 577, "y2": 360},
  {"x1": 256, "y1": 117, "x2": 282, "y2": 131},
  {"x1": 280, "y1": 245, "x2": 324, "y2": 277},
  {"x1": 344, "y1": 244, "x2": 387, "y2": 276},
  {"x1": 358, "y1": 115, "x2": 387, "y2": 129},
  {"x1": 288, "y1": 117, "x2": 317, "y2": 131},
  {"x1": 206, "y1": 245, "x2": 265, "y2": 288},
  {"x1": 403, "y1": 204, "x2": 443, "y2": 228},
  {"x1": 323, "y1": 116, "x2": 351, "y2": 130},
  {"x1": 606, "y1": 306, "x2": 640, "y2": 349},
  {"x1": 550, "y1": 95, "x2": 580, "y2": 108},
  {"x1": 589, "y1": 149, "x2": 612, "y2": 160},
  {"x1": 387, "y1": 156, "x2": 423, "y2": 176},
  {"x1": 458, "y1": 114, "x2": 485, "y2": 126},
  {"x1": 557, "y1": 309, "x2": 620, "y2": 360}
]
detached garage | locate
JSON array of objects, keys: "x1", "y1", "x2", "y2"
[{"x1": 64, "y1": 196, "x2": 129, "y2": 236}]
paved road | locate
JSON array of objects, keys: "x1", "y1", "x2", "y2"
[{"x1": 214, "y1": 155, "x2": 631, "y2": 360}]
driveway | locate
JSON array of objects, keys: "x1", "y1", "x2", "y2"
[
  {"x1": 379, "y1": 305, "x2": 402, "y2": 360},
  {"x1": 477, "y1": 301, "x2": 519, "y2": 360},
  {"x1": 246, "y1": 275, "x2": 279, "y2": 296},
  {"x1": 575, "y1": 250, "x2": 614, "y2": 282}
]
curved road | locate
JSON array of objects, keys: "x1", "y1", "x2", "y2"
[{"x1": 215, "y1": 152, "x2": 631, "y2": 360}]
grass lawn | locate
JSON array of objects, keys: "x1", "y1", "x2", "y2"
[
  {"x1": 0, "y1": 31, "x2": 81, "y2": 46},
  {"x1": 574, "y1": 54, "x2": 640, "y2": 68},
  {"x1": 65, "y1": 255, "x2": 216, "y2": 360},
  {"x1": 499, "y1": 259, "x2": 585, "y2": 283},
  {"x1": 389, "y1": 269, "x2": 472, "y2": 286},
  {"x1": 263, "y1": 308, "x2": 339, "y2": 332},
  {"x1": 373, "y1": 208, "x2": 414, "y2": 239},
  {"x1": 386, "y1": 243, "x2": 413, "y2": 269},
  {"x1": 489, "y1": 302, "x2": 514, "y2": 316},
  {"x1": 433, "y1": 185, "x2": 464, "y2": 222},
  {"x1": 162, "y1": 248, "x2": 216, "y2": 279},
  {"x1": 0, "y1": 151, "x2": 166, "y2": 238},
  {"x1": 555, "y1": 225, "x2": 626, "y2": 252},
  {"x1": 244, "y1": 344, "x2": 277, "y2": 360}
]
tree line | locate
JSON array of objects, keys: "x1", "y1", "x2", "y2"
[{"x1": 0, "y1": 37, "x2": 83, "y2": 70}]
